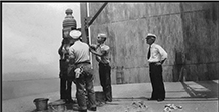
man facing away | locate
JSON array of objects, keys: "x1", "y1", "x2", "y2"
[
  {"x1": 145, "y1": 33, "x2": 167, "y2": 102},
  {"x1": 68, "y1": 30, "x2": 96, "y2": 112},
  {"x1": 90, "y1": 33, "x2": 112, "y2": 103}
]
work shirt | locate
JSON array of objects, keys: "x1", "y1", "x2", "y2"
[
  {"x1": 68, "y1": 40, "x2": 90, "y2": 64},
  {"x1": 96, "y1": 44, "x2": 110, "y2": 64},
  {"x1": 147, "y1": 43, "x2": 167, "y2": 63}
]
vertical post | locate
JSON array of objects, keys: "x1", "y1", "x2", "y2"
[
  {"x1": 80, "y1": 3, "x2": 93, "y2": 67},
  {"x1": 80, "y1": 3, "x2": 89, "y2": 43},
  {"x1": 80, "y1": 2, "x2": 108, "y2": 44}
]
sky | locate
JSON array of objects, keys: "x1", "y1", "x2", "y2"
[{"x1": 2, "y1": 3, "x2": 81, "y2": 81}]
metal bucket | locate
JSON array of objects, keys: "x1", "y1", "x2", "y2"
[
  {"x1": 48, "y1": 99, "x2": 66, "y2": 112},
  {"x1": 33, "y1": 98, "x2": 49, "y2": 111}
]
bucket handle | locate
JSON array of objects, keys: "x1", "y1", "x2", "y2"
[{"x1": 50, "y1": 105, "x2": 56, "y2": 110}]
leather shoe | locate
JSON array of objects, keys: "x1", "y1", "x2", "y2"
[
  {"x1": 79, "y1": 110, "x2": 87, "y2": 112},
  {"x1": 88, "y1": 107, "x2": 97, "y2": 111},
  {"x1": 65, "y1": 99, "x2": 77, "y2": 104},
  {"x1": 105, "y1": 99, "x2": 112, "y2": 102},
  {"x1": 72, "y1": 106, "x2": 87, "y2": 112},
  {"x1": 147, "y1": 98, "x2": 156, "y2": 101},
  {"x1": 157, "y1": 99, "x2": 164, "y2": 102},
  {"x1": 105, "y1": 100, "x2": 112, "y2": 103}
]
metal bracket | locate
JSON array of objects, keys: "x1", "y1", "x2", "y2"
[{"x1": 84, "y1": 16, "x2": 92, "y2": 28}]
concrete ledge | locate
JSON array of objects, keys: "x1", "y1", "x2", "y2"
[{"x1": 2, "y1": 80, "x2": 218, "y2": 112}]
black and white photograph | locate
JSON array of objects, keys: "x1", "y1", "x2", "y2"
[{"x1": 2, "y1": 2, "x2": 219, "y2": 112}]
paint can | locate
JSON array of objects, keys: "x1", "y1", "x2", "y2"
[
  {"x1": 33, "y1": 98, "x2": 49, "y2": 111},
  {"x1": 49, "y1": 99, "x2": 66, "y2": 112}
]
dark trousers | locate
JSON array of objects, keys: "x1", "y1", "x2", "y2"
[
  {"x1": 60, "y1": 78, "x2": 72, "y2": 100},
  {"x1": 149, "y1": 63, "x2": 165, "y2": 100},
  {"x1": 59, "y1": 59, "x2": 73, "y2": 101},
  {"x1": 99, "y1": 63, "x2": 112, "y2": 101},
  {"x1": 74, "y1": 64, "x2": 96, "y2": 110}
]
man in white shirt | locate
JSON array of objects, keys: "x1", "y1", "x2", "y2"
[
  {"x1": 68, "y1": 30, "x2": 96, "y2": 112},
  {"x1": 145, "y1": 33, "x2": 167, "y2": 102}
]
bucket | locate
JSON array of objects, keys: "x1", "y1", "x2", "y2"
[
  {"x1": 33, "y1": 98, "x2": 49, "y2": 111},
  {"x1": 49, "y1": 99, "x2": 66, "y2": 112}
]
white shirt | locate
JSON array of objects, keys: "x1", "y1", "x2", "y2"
[
  {"x1": 68, "y1": 40, "x2": 90, "y2": 63},
  {"x1": 147, "y1": 43, "x2": 167, "y2": 63}
]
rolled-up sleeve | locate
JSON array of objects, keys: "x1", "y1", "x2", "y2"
[{"x1": 101, "y1": 45, "x2": 110, "y2": 55}]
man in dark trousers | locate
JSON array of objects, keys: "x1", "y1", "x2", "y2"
[
  {"x1": 145, "y1": 33, "x2": 167, "y2": 102},
  {"x1": 68, "y1": 30, "x2": 96, "y2": 112},
  {"x1": 90, "y1": 33, "x2": 112, "y2": 103},
  {"x1": 58, "y1": 38, "x2": 75, "y2": 104}
]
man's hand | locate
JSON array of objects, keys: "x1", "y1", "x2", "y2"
[
  {"x1": 89, "y1": 48, "x2": 96, "y2": 54},
  {"x1": 155, "y1": 59, "x2": 166, "y2": 65},
  {"x1": 96, "y1": 56, "x2": 101, "y2": 62},
  {"x1": 89, "y1": 45, "x2": 96, "y2": 50},
  {"x1": 155, "y1": 61, "x2": 162, "y2": 65}
]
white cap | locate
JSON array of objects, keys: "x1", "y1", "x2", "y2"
[
  {"x1": 145, "y1": 33, "x2": 156, "y2": 39},
  {"x1": 97, "y1": 33, "x2": 107, "y2": 38},
  {"x1": 69, "y1": 30, "x2": 82, "y2": 39}
]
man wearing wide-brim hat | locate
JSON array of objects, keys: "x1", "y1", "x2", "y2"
[
  {"x1": 68, "y1": 30, "x2": 97, "y2": 112},
  {"x1": 145, "y1": 33, "x2": 168, "y2": 102}
]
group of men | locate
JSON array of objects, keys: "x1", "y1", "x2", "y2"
[
  {"x1": 58, "y1": 29, "x2": 112, "y2": 112},
  {"x1": 58, "y1": 29, "x2": 168, "y2": 112}
]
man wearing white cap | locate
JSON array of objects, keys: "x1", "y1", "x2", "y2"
[
  {"x1": 90, "y1": 33, "x2": 112, "y2": 103},
  {"x1": 68, "y1": 30, "x2": 96, "y2": 112},
  {"x1": 145, "y1": 33, "x2": 167, "y2": 102}
]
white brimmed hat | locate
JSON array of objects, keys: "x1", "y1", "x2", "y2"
[
  {"x1": 69, "y1": 30, "x2": 82, "y2": 39},
  {"x1": 97, "y1": 33, "x2": 107, "y2": 38},
  {"x1": 145, "y1": 33, "x2": 156, "y2": 39}
]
